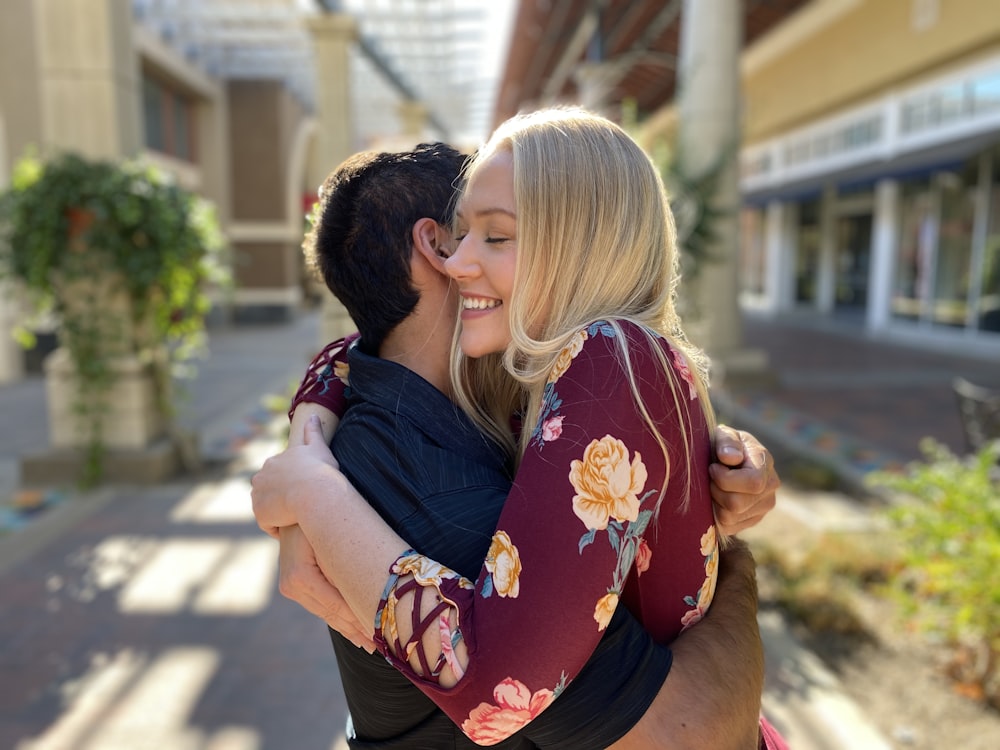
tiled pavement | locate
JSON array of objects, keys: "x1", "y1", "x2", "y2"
[
  {"x1": 718, "y1": 313, "x2": 1000, "y2": 490},
  {"x1": 1, "y1": 309, "x2": 998, "y2": 749}
]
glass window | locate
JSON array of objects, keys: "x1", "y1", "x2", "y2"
[
  {"x1": 980, "y1": 151, "x2": 1000, "y2": 333},
  {"x1": 893, "y1": 178, "x2": 935, "y2": 322},
  {"x1": 141, "y1": 70, "x2": 196, "y2": 163},
  {"x1": 173, "y1": 96, "x2": 191, "y2": 161},
  {"x1": 932, "y1": 165, "x2": 977, "y2": 329},
  {"x1": 739, "y1": 208, "x2": 765, "y2": 295},
  {"x1": 972, "y1": 72, "x2": 1000, "y2": 116},
  {"x1": 795, "y1": 199, "x2": 820, "y2": 304},
  {"x1": 143, "y1": 75, "x2": 164, "y2": 153}
]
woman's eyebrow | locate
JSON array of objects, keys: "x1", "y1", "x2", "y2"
[{"x1": 473, "y1": 207, "x2": 516, "y2": 220}]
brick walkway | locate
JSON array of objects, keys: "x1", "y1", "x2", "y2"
[{"x1": 0, "y1": 309, "x2": 997, "y2": 749}]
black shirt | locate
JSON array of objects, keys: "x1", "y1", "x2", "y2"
[{"x1": 330, "y1": 346, "x2": 671, "y2": 749}]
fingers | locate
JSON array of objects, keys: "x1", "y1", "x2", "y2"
[
  {"x1": 709, "y1": 435, "x2": 781, "y2": 536},
  {"x1": 303, "y1": 413, "x2": 325, "y2": 446},
  {"x1": 713, "y1": 424, "x2": 746, "y2": 467}
]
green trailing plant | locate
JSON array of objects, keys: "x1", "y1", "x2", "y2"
[
  {"x1": 0, "y1": 150, "x2": 228, "y2": 485},
  {"x1": 868, "y1": 438, "x2": 1000, "y2": 709}
]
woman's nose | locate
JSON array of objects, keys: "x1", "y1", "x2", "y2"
[{"x1": 445, "y1": 236, "x2": 478, "y2": 280}]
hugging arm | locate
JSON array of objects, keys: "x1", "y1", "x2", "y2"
[
  {"x1": 255, "y1": 326, "x2": 759, "y2": 744},
  {"x1": 262, "y1": 333, "x2": 777, "y2": 747}
]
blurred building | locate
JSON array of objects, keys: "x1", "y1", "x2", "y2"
[
  {"x1": 0, "y1": 0, "x2": 505, "y2": 384},
  {"x1": 493, "y1": 0, "x2": 1000, "y2": 357}
]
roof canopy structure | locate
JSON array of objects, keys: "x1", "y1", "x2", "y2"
[
  {"x1": 494, "y1": 0, "x2": 810, "y2": 125},
  {"x1": 132, "y1": 0, "x2": 514, "y2": 144}
]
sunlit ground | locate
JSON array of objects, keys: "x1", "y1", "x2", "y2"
[{"x1": 12, "y1": 428, "x2": 350, "y2": 750}]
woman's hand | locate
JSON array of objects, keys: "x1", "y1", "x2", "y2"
[
  {"x1": 710, "y1": 425, "x2": 781, "y2": 536},
  {"x1": 251, "y1": 415, "x2": 342, "y2": 537}
]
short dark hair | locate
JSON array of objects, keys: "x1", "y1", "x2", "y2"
[{"x1": 306, "y1": 142, "x2": 467, "y2": 352}]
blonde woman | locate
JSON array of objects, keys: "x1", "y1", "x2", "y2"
[{"x1": 254, "y1": 108, "x2": 785, "y2": 749}]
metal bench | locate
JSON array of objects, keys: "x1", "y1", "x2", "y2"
[{"x1": 953, "y1": 376, "x2": 1000, "y2": 454}]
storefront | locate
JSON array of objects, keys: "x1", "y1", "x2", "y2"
[{"x1": 740, "y1": 52, "x2": 1000, "y2": 349}]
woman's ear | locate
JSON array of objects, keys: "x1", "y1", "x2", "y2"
[{"x1": 412, "y1": 217, "x2": 450, "y2": 275}]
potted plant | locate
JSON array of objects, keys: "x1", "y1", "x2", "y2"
[{"x1": 0, "y1": 150, "x2": 228, "y2": 485}]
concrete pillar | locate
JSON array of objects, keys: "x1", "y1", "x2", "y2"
[
  {"x1": 676, "y1": 0, "x2": 767, "y2": 385},
  {"x1": 868, "y1": 179, "x2": 899, "y2": 332},
  {"x1": 307, "y1": 13, "x2": 359, "y2": 346},
  {"x1": 574, "y1": 63, "x2": 613, "y2": 113},
  {"x1": 35, "y1": 0, "x2": 141, "y2": 157},
  {"x1": 763, "y1": 200, "x2": 786, "y2": 315},
  {"x1": 397, "y1": 100, "x2": 429, "y2": 144},
  {"x1": 306, "y1": 13, "x2": 357, "y2": 189},
  {"x1": 817, "y1": 184, "x2": 837, "y2": 313},
  {"x1": 0, "y1": 113, "x2": 22, "y2": 385}
]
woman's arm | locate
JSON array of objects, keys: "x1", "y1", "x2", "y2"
[
  {"x1": 254, "y1": 418, "x2": 768, "y2": 748},
  {"x1": 255, "y1": 323, "x2": 728, "y2": 740}
]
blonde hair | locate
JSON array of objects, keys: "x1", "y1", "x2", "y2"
[{"x1": 451, "y1": 107, "x2": 715, "y2": 511}]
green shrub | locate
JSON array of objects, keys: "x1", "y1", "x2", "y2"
[{"x1": 868, "y1": 438, "x2": 1000, "y2": 708}]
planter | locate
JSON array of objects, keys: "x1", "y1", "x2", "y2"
[
  {"x1": 1, "y1": 151, "x2": 227, "y2": 485},
  {"x1": 44, "y1": 347, "x2": 166, "y2": 450}
]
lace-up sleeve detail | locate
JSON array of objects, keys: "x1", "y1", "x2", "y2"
[
  {"x1": 287, "y1": 332, "x2": 359, "y2": 421},
  {"x1": 374, "y1": 550, "x2": 471, "y2": 683}
]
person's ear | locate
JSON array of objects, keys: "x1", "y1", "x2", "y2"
[{"x1": 412, "y1": 218, "x2": 450, "y2": 274}]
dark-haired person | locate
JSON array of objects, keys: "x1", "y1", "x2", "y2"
[{"x1": 263, "y1": 140, "x2": 781, "y2": 748}]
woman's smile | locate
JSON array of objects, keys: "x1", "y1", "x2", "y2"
[{"x1": 445, "y1": 150, "x2": 518, "y2": 358}]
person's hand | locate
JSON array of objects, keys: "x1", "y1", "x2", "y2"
[
  {"x1": 251, "y1": 415, "x2": 341, "y2": 537},
  {"x1": 709, "y1": 424, "x2": 780, "y2": 536},
  {"x1": 278, "y1": 525, "x2": 375, "y2": 652}
]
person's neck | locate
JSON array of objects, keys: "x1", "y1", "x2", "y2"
[{"x1": 378, "y1": 311, "x2": 453, "y2": 397}]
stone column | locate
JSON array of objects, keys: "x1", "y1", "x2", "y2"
[
  {"x1": 868, "y1": 179, "x2": 899, "y2": 332},
  {"x1": 397, "y1": 100, "x2": 429, "y2": 145},
  {"x1": 763, "y1": 200, "x2": 787, "y2": 315},
  {"x1": 0, "y1": 113, "x2": 22, "y2": 385},
  {"x1": 676, "y1": 0, "x2": 767, "y2": 385},
  {"x1": 307, "y1": 13, "x2": 359, "y2": 346},
  {"x1": 574, "y1": 63, "x2": 613, "y2": 113},
  {"x1": 817, "y1": 184, "x2": 838, "y2": 314},
  {"x1": 35, "y1": 0, "x2": 141, "y2": 157}
]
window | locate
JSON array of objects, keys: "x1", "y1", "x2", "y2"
[{"x1": 142, "y1": 71, "x2": 196, "y2": 162}]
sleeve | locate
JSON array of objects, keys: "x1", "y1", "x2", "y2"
[
  {"x1": 373, "y1": 322, "x2": 713, "y2": 744},
  {"x1": 521, "y1": 606, "x2": 673, "y2": 749},
  {"x1": 287, "y1": 332, "x2": 359, "y2": 421}
]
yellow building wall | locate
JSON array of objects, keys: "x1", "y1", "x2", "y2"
[
  {"x1": 0, "y1": 0, "x2": 44, "y2": 165},
  {"x1": 744, "y1": 0, "x2": 1000, "y2": 142}
]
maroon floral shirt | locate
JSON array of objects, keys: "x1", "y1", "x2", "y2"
[{"x1": 294, "y1": 321, "x2": 719, "y2": 746}]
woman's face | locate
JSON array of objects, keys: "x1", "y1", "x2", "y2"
[{"x1": 446, "y1": 150, "x2": 518, "y2": 358}]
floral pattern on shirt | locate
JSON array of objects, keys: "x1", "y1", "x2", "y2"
[
  {"x1": 371, "y1": 320, "x2": 718, "y2": 743},
  {"x1": 531, "y1": 325, "x2": 614, "y2": 448},
  {"x1": 570, "y1": 435, "x2": 657, "y2": 631},
  {"x1": 680, "y1": 525, "x2": 720, "y2": 631},
  {"x1": 377, "y1": 551, "x2": 475, "y2": 658},
  {"x1": 333, "y1": 359, "x2": 351, "y2": 387},
  {"x1": 669, "y1": 345, "x2": 698, "y2": 401},
  {"x1": 481, "y1": 531, "x2": 522, "y2": 599},
  {"x1": 462, "y1": 675, "x2": 565, "y2": 746}
]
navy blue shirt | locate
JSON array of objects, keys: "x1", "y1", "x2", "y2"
[{"x1": 330, "y1": 345, "x2": 671, "y2": 749}]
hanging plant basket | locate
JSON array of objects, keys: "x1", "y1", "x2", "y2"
[{"x1": 0, "y1": 150, "x2": 229, "y2": 485}]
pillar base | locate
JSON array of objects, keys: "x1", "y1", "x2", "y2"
[
  {"x1": 709, "y1": 346, "x2": 777, "y2": 390},
  {"x1": 20, "y1": 437, "x2": 181, "y2": 487}
]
